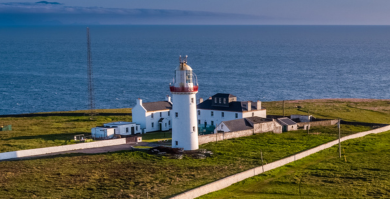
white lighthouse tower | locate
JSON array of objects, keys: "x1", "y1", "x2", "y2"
[{"x1": 170, "y1": 56, "x2": 199, "y2": 150}]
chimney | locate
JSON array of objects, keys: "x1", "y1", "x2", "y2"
[
  {"x1": 165, "y1": 95, "x2": 171, "y2": 103},
  {"x1": 257, "y1": 100, "x2": 262, "y2": 110},
  {"x1": 209, "y1": 97, "x2": 212, "y2": 100},
  {"x1": 247, "y1": 101, "x2": 251, "y2": 111},
  {"x1": 137, "y1": 98, "x2": 142, "y2": 106},
  {"x1": 199, "y1": 98, "x2": 203, "y2": 103}
]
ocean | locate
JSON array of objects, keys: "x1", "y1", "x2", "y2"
[{"x1": 1, "y1": 25, "x2": 390, "y2": 115}]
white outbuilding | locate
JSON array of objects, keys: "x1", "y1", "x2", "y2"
[
  {"x1": 103, "y1": 121, "x2": 142, "y2": 136},
  {"x1": 91, "y1": 127, "x2": 115, "y2": 139}
]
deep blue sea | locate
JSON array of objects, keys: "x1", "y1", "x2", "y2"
[{"x1": 1, "y1": 26, "x2": 390, "y2": 115}]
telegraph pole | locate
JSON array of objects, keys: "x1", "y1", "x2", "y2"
[
  {"x1": 283, "y1": 100, "x2": 285, "y2": 117},
  {"x1": 87, "y1": 27, "x2": 95, "y2": 119},
  {"x1": 307, "y1": 110, "x2": 310, "y2": 135}
]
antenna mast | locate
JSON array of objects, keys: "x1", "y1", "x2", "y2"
[{"x1": 87, "y1": 27, "x2": 95, "y2": 118}]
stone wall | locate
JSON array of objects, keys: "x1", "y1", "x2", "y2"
[
  {"x1": 297, "y1": 119, "x2": 339, "y2": 128},
  {"x1": 171, "y1": 125, "x2": 390, "y2": 199},
  {"x1": 198, "y1": 129, "x2": 254, "y2": 145},
  {"x1": 0, "y1": 138, "x2": 127, "y2": 161}
]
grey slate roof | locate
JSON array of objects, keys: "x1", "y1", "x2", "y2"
[
  {"x1": 222, "y1": 118, "x2": 253, "y2": 132},
  {"x1": 142, "y1": 101, "x2": 172, "y2": 112},
  {"x1": 277, "y1": 117, "x2": 297, "y2": 126},
  {"x1": 213, "y1": 93, "x2": 236, "y2": 98},
  {"x1": 245, "y1": 117, "x2": 273, "y2": 124},
  {"x1": 197, "y1": 99, "x2": 262, "y2": 112}
]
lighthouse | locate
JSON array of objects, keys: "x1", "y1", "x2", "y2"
[{"x1": 170, "y1": 56, "x2": 199, "y2": 150}]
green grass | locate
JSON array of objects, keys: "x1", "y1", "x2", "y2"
[
  {"x1": 0, "y1": 125, "x2": 370, "y2": 199},
  {"x1": 142, "y1": 131, "x2": 172, "y2": 143},
  {"x1": 1, "y1": 99, "x2": 389, "y2": 198},
  {"x1": 264, "y1": 99, "x2": 390, "y2": 123},
  {"x1": 199, "y1": 131, "x2": 390, "y2": 199},
  {"x1": 0, "y1": 114, "x2": 132, "y2": 153}
]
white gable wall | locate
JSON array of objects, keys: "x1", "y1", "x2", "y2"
[
  {"x1": 132, "y1": 99, "x2": 147, "y2": 130},
  {"x1": 214, "y1": 122, "x2": 231, "y2": 133},
  {"x1": 242, "y1": 109, "x2": 267, "y2": 118}
]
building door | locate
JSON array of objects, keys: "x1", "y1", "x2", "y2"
[
  {"x1": 204, "y1": 121, "x2": 207, "y2": 128},
  {"x1": 131, "y1": 127, "x2": 135, "y2": 135},
  {"x1": 283, "y1": 126, "x2": 287, "y2": 132},
  {"x1": 159, "y1": 123, "x2": 162, "y2": 131}
]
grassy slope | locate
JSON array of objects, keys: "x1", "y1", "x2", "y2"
[{"x1": 199, "y1": 130, "x2": 390, "y2": 199}]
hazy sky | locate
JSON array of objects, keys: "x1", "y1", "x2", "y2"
[{"x1": 1, "y1": 0, "x2": 390, "y2": 25}]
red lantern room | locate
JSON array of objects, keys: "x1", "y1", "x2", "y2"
[{"x1": 169, "y1": 55, "x2": 198, "y2": 93}]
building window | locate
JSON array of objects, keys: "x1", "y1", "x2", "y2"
[
  {"x1": 221, "y1": 112, "x2": 224, "y2": 117},
  {"x1": 211, "y1": 111, "x2": 214, "y2": 116},
  {"x1": 175, "y1": 112, "x2": 178, "y2": 117},
  {"x1": 223, "y1": 98, "x2": 226, "y2": 104},
  {"x1": 221, "y1": 124, "x2": 224, "y2": 128},
  {"x1": 136, "y1": 126, "x2": 138, "y2": 130},
  {"x1": 252, "y1": 112, "x2": 254, "y2": 117},
  {"x1": 160, "y1": 112, "x2": 162, "y2": 117},
  {"x1": 235, "y1": 113, "x2": 238, "y2": 118},
  {"x1": 198, "y1": 120, "x2": 200, "y2": 124},
  {"x1": 165, "y1": 123, "x2": 167, "y2": 127},
  {"x1": 168, "y1": 111, "x2": 170, "y2": 116},
  {"x1": 214, "y1": 97, "x2": 217, "y2": 103},
  {"x1": 151, "y1": 113, "x2": 154, "y2": 118},
  {"x1": 126, "y1": 128, "x2": 129, "y2": 133},
  {"x1": 198, "y1": 110, "x2": 200, "y2": 115},
  {"x1": 176, "y1": 141, "x2": 178, "y2": 145},
  {"x1": 191, "y1": 98, "x2": 194, "y2": 103},
  {"x1": 219, "y1": 98, "x2": 221, "y2": 103},
  {"x1": 169, "y1": 120, "x2": 171, "y2": 125},
  {"x1": 193, "y1": 126, "x2": 195, "y2": 132},
  {"x1": 152, "y1": 122, "x2": 154, "y2": 128},
  {"x1": 211, "y1": 121, "x2": 214, "y2": 126}
]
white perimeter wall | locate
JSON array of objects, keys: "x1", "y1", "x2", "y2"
[
  {"x1": 0, "y1": 138, "x2": 126, "y2": 161},
  {"x1": 171, "y1": 125, "x2": 390, "y2": 199}
]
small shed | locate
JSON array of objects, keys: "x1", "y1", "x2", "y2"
[
  {"x1": 126, "y1": 136, "x2": 142, "y2": 143},
  {"x1": 103, "y1": 121, "x2": 142, "y2": 135},
  {"x1": 91, "y1": 127, "x2": 115, "y2": 139},
  {"x1": 276, "y1": 117, "x2": 298, "y2": 132}
]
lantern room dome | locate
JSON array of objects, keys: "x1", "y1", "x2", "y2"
[{"x1": 175, "y1": 62, "x2": 192, "y2": 71}]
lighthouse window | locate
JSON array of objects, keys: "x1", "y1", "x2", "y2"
[
  {"x1": 191, "y1": 98, "x2": 194, "y2": 103},
  {"x1": 211, "y1": 111, "x2": 214, "y2": 116},
  {"x1": 151, "y1": 113, "x2": 154, "y2": 118},
  {"x1": 198, "y1": 110, "x2": 200, "y2": 115},
  {"x1": 193, "y1": 126, "x2": 195, "y2": 132},
  {"x1": 175, "y1": 112, "x2": 178, "y2": 117},
  {"x1": 221, "y1": 112, "x2": 224, "y2": 117}
]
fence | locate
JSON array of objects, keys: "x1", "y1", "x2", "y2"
[
  {"x1": 170, "y1": 125, "x2": 390, "y2": 199},
  {"x1": 0, "y1": 138, "x2": 126, "y2": 161}
]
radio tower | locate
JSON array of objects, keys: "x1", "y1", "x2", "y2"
[{"x1": 87, "y1": 27, "x2": 95, "y2": 119}]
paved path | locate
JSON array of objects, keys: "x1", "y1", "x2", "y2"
[{"x1": 6, "y1": 142, "x2": 171, "y2": 161}]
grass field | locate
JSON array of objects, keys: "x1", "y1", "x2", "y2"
[
  {"x1": 0, "y1": 125, "x2": 370, "y2": 199},
  {"x1": 0, "y1": 99, "x2": 389, "y2": 198},
  {"x1": 199, "y1": 130, "x2": 390, "y2": 199}
]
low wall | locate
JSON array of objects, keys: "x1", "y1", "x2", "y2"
[
  {"x1": 171, "y1": 125, "x2": 390, "y2": 199},
  {"x1": 198, "y1": 129, "x2": 253, "y2": 145},
  {"x1": 297, "y1": 119, "x2": 339, "y2": 128},
  {"x1": 0, "y1": 138, "x2": 126, "y2": 161}
]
